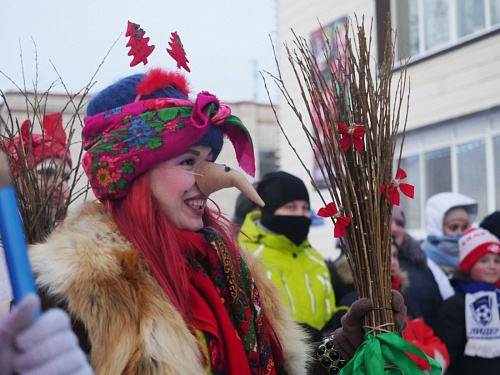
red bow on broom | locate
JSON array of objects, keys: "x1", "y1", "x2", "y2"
[
  {"x1": 381, "y1": 168, "x2": 414, "y2": 206},
  {"x1": 317, "y1": 202, "x2": 351, "y2": 238},
  {"x1": 338, "y1": 123, "x2": 365, "y2": 152}
]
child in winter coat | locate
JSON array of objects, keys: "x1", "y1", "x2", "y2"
[{"x1": 435, "y1": 227, "x2": 500, "y2": 375}]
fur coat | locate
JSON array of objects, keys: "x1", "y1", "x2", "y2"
[{"x1": 29, "y1": 202, "x2": 311, "y2": 375}]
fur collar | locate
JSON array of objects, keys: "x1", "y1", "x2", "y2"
[{"x1": 29, "y1": 202, "x2": 310, "y2": 374}]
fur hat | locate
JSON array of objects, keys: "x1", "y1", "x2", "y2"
[
  {"x1": 257, "y1": 171, "x2": 309, "y2": 217},
  {"x1": 457, "y1": 227, "x2": 500, "y2": 273},
  {"x1": 82, "y1": 68, "x2": 255, "y2": 201}
]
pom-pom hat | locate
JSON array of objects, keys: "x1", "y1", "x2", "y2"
[
  {"x1": 457, "y1": 227, "x2": 500, "y2": 273},
  {"x1": 82, "y1": 68, "x2": 256, "y2": 201}
]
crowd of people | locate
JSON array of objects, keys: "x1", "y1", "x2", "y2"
[
  {"x1": 386, "y1": 195, "x2": 500, "y2": 374},
  {"x1": 1, "y1": 66, "x2": 499, "y2": 374},
  {"x1": 0, "y1": 68, "x2": 407, "y2": 374}
]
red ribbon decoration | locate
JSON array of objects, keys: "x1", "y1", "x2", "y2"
[
  {"x1": 317, "y1": 202, "x2": 351, "y2": 238},
  {"x1": 338, "y1": 123, "x2": 365, "y2": 152},
  {"x1": 381, "y1": 168, "x2": 415, "y2": 206}
]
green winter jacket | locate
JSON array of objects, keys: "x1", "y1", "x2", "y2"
[{"x1": 238, "y1": 211, "x2": 342, "y2": 331}]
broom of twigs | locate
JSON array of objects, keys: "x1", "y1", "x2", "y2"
[
  {"x1": 0, "y1": 90, "x2": 90, "y2": 244},
  {"x1": 263, "y1": 15, "x2": 410, "y2": 335},
  {"x1": 0, "y1": 40, "x2": 118, "y2": 244}
]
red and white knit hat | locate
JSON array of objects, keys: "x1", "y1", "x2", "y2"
[{"x1": 458, "y1": 227, "x2": 500, "y2": 273}]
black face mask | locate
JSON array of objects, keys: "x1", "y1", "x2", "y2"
[{"x1": 261, "y1": 215, "x2": 312, "y2": 246}]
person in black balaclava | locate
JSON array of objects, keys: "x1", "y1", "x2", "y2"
[
  {"x1": 258, "y1": 171, "x2": 312, "y2": 245},
  {"x1": 238, "y1": 171, "x2": 346, "y2": 342}
]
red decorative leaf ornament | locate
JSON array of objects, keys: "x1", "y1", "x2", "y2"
[
  {"x1": 381, "y1": 168, "x2": 415, "y2": 206},
  {"x1": 317, "y1": 202, "x2": 351, "y2": 238},
  {"x1": 167, "y1": 31, "x2": 190, "y2": 72},
  {"x1": 338, "y1": 123, "x2": 365, "y2": 152},
  {"x1": 125, "y1": 21, "x2": 155, "y2": 67}
]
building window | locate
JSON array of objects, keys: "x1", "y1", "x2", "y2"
[
  {"x1": 492, "y1": 0, "x2": 500, "y2": 25},
  {"x1": 259, "y1": 150, "x2": 279, "y2": 178},
  {"x1": 457, "y1": 0, "x2": 486, "y2": 37},
  {"x1": 393, "y1": 0, "x2": 500, "y2": 60},
  {"x1": 424, "y1": 147, "x2": 451, "y2": 198},
  {"x1": 457, "y1": 139, "x2": 487, "y2": 220},
  {"x1": 494, "y1": 135, "x2": 500, "y2": 207},
  {"x1": 425, "y1": 0, "x2": 450, "y2": 50}
]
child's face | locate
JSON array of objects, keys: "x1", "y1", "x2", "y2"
[{"x1": 470, "y1": 253, "x2": 500, "y2": 284}]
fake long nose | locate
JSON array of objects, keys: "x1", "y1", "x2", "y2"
[{"x1": 194, "y1": 162, "x2": 265, "y2": 207}]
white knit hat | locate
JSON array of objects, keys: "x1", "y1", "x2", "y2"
[{"x1": 458, "y1": 228, "x2": 500, "y2": 273}]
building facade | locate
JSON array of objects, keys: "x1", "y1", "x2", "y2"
[{"x1": 276, "y1": 0, "x2": 500, "y2": 256}]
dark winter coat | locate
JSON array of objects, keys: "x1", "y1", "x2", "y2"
[
  {"x1": 435, "y1": 272, "x2": 500, "y2": 375},
  {"x1": 398, "y1": 234, "x2": 443, "y2": 330}
]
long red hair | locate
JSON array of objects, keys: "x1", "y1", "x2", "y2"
[{"x1": 107, "y1": 172, "x2": 240, "y2": 323}]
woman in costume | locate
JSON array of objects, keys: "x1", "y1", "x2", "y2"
[{"x1": 27, "y1": 68, "x2": 406, "y2": 374}]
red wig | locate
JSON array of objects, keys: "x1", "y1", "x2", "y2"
[{"x1": 108, "y1": 172, "x2": 240, "y2": 323}]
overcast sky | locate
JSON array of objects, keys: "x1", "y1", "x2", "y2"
[{"x1": 1, "y1": 0, "x2": 278, "y2": 103}]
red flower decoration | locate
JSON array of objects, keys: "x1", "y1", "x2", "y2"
[
  {"x1": 338, "y1": 123, "x2": 365, "y2": 152},
  {"x1": 317, "y1": 202, "x2": 351, "y2": 238},
  {"x1": 381, "y1": 168, "x2": 415, "y2": 206}
]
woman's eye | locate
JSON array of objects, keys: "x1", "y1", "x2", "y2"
[
  {"x1": 180, "y1": 158, "x2": 196, "y2": 166},
  {"x1": 37, "y1": 168, "x2": 56, "y2": 179}
]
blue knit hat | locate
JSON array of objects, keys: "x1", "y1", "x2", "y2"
[{"x1": 86, "y1": 73, "x2": 223, "y2": 159}]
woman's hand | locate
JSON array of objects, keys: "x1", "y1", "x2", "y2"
[
  {"x1": 0, "y1": 294, "x2": 93, "y2": 375},
  {"x1": 332, "y1": 290, "x2": 407, "y2": 361}
]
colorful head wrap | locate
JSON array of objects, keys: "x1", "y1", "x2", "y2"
[
  {"x1": 4, "y1": 113, "x2": 72, "y2": 175},
  {"x1": 82, "y1": 69, "x2": 255, "y2": 201}
]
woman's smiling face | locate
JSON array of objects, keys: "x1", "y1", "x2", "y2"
[{"x1": 149, "y1": 145, "x2": 214, "y2": 232}]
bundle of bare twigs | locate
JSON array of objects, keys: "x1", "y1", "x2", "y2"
[
  {"x1": 0, "y1": 91, "x2": 91, "y2": 244},
  {"x1": 265, "y1": 16, "x2": 409, "y2": 335},
  {"x1": 0, "y1": 39, "x2": 120, "y2": 244},
  {"x1": 0, "y1": 56, "x2": 106, "y2": 243}
]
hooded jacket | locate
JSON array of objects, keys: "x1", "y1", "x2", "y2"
[
  {"x1": 238, "y1": 211, "x2": 342, "y2": 334},
  {"x1": 28, "y1": 202, "x2": 310, "y2": 375},
  {"x1": 423, "y1": 193, "x2": 478, "y2": 301}
]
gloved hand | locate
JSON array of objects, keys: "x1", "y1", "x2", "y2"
[
  {"x1": 332, "y1": 297, "x2": 372, "y2": 360},
  {"x1": 391, "y1": 290, "x2": 407, "y2": 334},
  {"x1": 332, "y1": 290, "x2": 408, "y2": 361},
  {"x1": 0, "y1": 294, "x2": 93, "y2": 375},
  {"x1": 0, "y1": 294, "x2": 34, "y2": 374}
]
